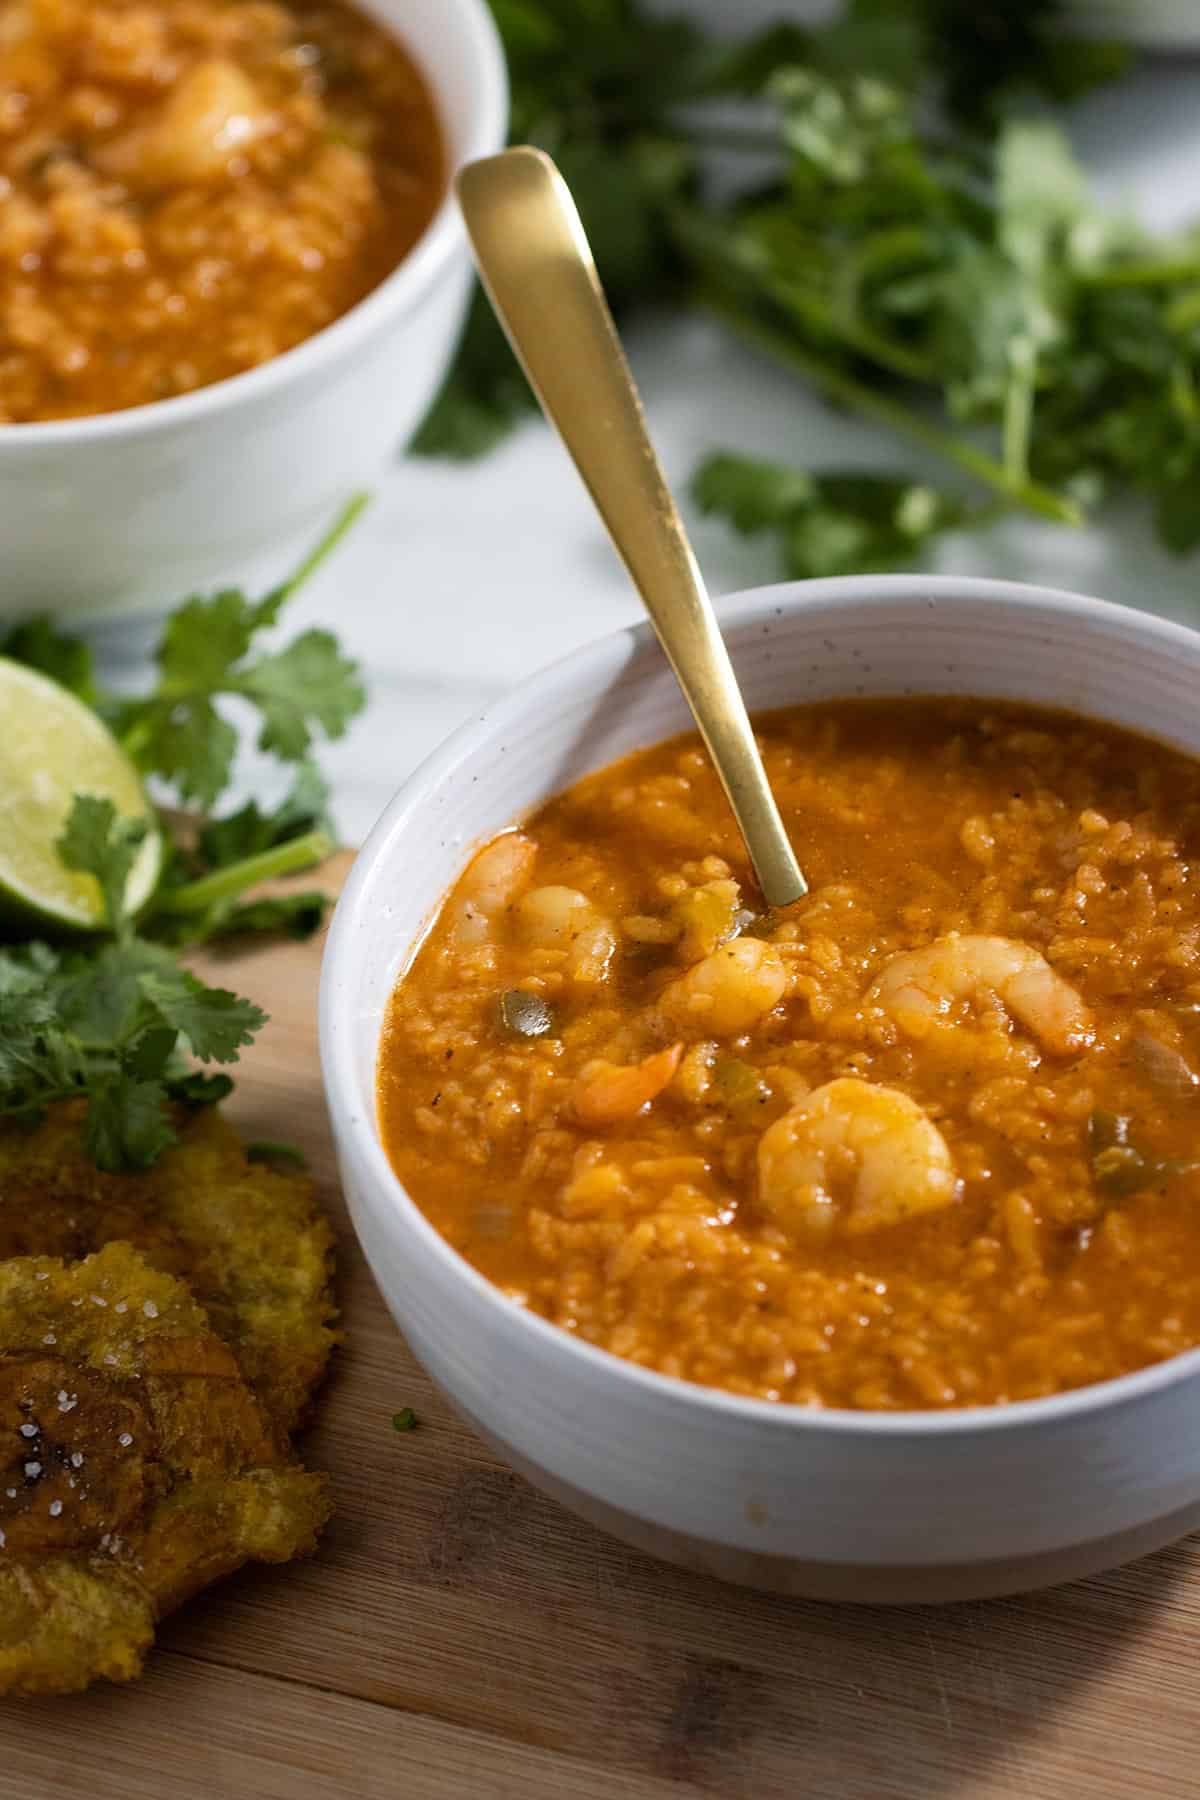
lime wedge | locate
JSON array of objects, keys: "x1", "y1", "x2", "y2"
[{"x1": 0, "y1": 657, "x2": 161, "y2": 930}]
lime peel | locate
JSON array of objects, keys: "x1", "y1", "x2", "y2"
[{"x1": 0, "y1": 657, "x2": 161, "y2": 931}]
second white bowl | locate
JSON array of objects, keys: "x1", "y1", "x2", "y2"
[{"x1": 0, "y1": 0, "x2": 506, "y2": 622}]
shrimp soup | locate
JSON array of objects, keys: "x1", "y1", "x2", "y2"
[
  {"x1": 0, "y1": 0, "x2": 444, "y2": 422},
  {"x1": 378, "y1": 699, "x2": 1200, "y2": 1412}
]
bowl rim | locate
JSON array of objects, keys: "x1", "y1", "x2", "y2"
[
  {"x1": 0, "y1": 0, "x2": 507, "y2": 450},
  {"x1": 322, "y1": 571, "x2": 1200, "y2": 1439}
]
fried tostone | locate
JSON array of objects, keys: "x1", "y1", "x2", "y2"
[
  {"x1": 0, "y1": 1243, "x2": 330, "y2": 1695},
  {"x1": 0, "y1": 1105, "x2": 336, "y2": 1438}
]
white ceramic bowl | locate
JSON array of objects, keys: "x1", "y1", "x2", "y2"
[
  {"x1": 0, "y1": 0, "x2": 506, "y2": 622},
  {"x1": 321, "y1": 575, "x2": 1200, "y2": 1603}
]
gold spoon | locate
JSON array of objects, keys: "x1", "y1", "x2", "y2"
[{"x1": 456, "y1": 146, "x2": 807, "y2": 908}]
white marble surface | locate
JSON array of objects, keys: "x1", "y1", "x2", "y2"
[{"x1": 108, "y1": 57, "x2": 1200, "y2": 847}]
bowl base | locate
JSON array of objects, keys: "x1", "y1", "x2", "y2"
[{"x1": 464, "y1": 1410, "x2": 1200, "y2": 1604}]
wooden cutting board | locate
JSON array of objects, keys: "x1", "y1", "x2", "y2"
[{"x1": 1, "y1": 853, "x2": 1198, "y2": 1799}]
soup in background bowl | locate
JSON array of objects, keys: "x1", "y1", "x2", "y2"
[
  {"x1": 320, "y1": 577, "x2": 1200, "y2": 1601},
  {"x1": 0, "y1": 0, "x2": 506, "y2": 619},
  {"x1": 0, "y1": 0, "x2": 444, "y2": 423}
]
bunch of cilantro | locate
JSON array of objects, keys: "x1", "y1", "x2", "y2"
[
  {"x1": 415, "y1": 0, "x2": 1200, "y2": 574},
  {"x1": 0, "y1": 500, "x2": 366, "y2": 1172}
]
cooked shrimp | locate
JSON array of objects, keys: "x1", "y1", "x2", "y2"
[
  {"x1": 517, "y1": 885, "x2": 616, "y2": 985},
  {"x1": 99, "y1": 60, "x2": 274, "y2": 188},
  {"x1": 450, "y1": 832, "x2": 537, "y2": 944},
  {"x1": 869, "y1": 934, "x2": 1093, "y2": 1055},
  {"x1": 659, "y1": 939, "x2": 787, "y2": 1037},
  {"x1": 572, "y1": 1044, "x2": 684, "y2": 1128},
  {"x1": 0, "y1": 5, "x2": 32, "y2": 47},
  {"x1": 757, "y1": 1078, "x2": 959, "y2": 1242}
]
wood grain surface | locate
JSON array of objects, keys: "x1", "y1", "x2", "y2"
[{"x1": 1, "y1": 852, "x2": 1197, "y2": 1799}]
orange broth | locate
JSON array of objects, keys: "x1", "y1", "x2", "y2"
[{"x1": 379, "y1": 699, "x2": 1200, "y2": 1411}]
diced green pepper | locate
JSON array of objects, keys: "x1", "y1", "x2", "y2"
[
  {"x1": 1087, "y1": 1109, "x2": 1197, "y2": 1198},
  {"x1": 672, "y1": 879, "x2": 741, "y2": 961},
  {"x1": 713, "y1": 1055, "x2": 770, "y2": 1112},
  {"x1": 1088, "y1": 1111, "x2": 1148, "y2": 1197}
]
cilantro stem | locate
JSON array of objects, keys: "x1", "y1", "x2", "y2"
[
  {"x1": 1166, "y1": 289, "x2": 1200, "y2": 334},
  {"x1": 121, "y1": 498, "x2": 370, "y2": 766},
  {"x1": 119, "y1": 717, "x2": 154, "y2": 762},
  {"x1": 115, "y1": 493, "x2": 369, "y2": 790},
  {"x1": 765, "y1": 272, "x2": 938, "y2": 386},
  {"x1": 1169, "y1": 358, "x2": 1200, "y2": 422},
  {"x1": 246, "y1": 1140, "x2": 308, "y2": 1168},
  {"x1": 1081, "y1": 256, "x2": 1200, "y2": 290},
  {"x1": 261, "y1": 492, "x2": 371, "y2": 613},
  {"x1": 1002, "y1": 338, "x2": 1037, "y2": 488},
  {"x1": 155, "y1": 828, "x2": 333, "y2": 914},
  {"x1": 702, "y1": 292, "x2": 1082, "y2": 527},
  {"x1": 670, "y1": 204, "x2": 938, "y2": 386}
]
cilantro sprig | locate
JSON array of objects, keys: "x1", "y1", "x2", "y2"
[
  {"x1": 150, "y1": 761, "x2": 336, "y2": 946},
  {"x1": 0, "y1": 797, "x2": 265, "y2": 1171},
  {"x1": 112, "y1": 496, "x2": 367, "y2": 809},
  {"x1": 0, "y1": 499, "x2": 367, "y2": 1171},
  {"x1": 693, "y1": 454, "x2": 973, "y2": 580},
  {"x1": 3, "y1": 500, "x2": 365, "y2": 948},
  {"x1": 414, "y1": 1, "x2": 1200, "y2": 571}
]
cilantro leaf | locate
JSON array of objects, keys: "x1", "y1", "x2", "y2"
[
  {"x1": 0, "y1": 930, "x2": 266, "y2": 1169},
  {"x1": 0, "y1": 503, "x2": 359, "y2": 1172},
  {"x1": 125, "y1": 1024, "x2": 181, "y2": 1083},
  {"x1": 0, "y1": 947, "x2": 74, "y2": 1120},
  {"x1": 197, "y1": 761, "x2": 330, "y2": 870},
  {"x1": 114, "y1": 500, "x2": 367, "y2": 810},
  {"x1": 135, "y1": 704, "x2": 241, "y2": 813},
  {"x1": 996, "y1": 120, "x2": 1088, "y2": 278},
  {"x1": 0, "y1": 941, "x2": 61, "y2": 995},
  {"x1": 211, "y1": 892, "x2": 329, "y2": 943},
  {"x1": 167, "y1": 1071, "x2": 235, "y2": 1107},
  {"x1": 149, "y1": 762, "x2": 335, "y2": 948},
  {"x1": 56, "y1": 796, "x2": 150, "y2": 933},
  {"x1": 84, "y1": 1076, "x2": 177, "y2": 1174},
  {"x1": 694, "y1": 452, "x2": 968, "y2": 579},
  {"x1": 156, "y1": 589, "x2": 266, "y2": 694},
  {"x1": 693, "y1": 22, "x2": 814, "y2": 97},
  {"x1": 0, "y1": 843, "x2": 268, "y2": 1169},
  {"x1": 236, "y1": 631, "x2": 365, "y2": 763},
  {"x1": 692, "y1": 455, "x2": 820, "y2": 535},
  {"x1": 915, "y1": 0, "x2": 1129, "y2": 123},
  {"x1": 56, "y1": 942, "x2": 146, "y2": 1045},
  {"x1": 416, "y1": 1, "x2": 1164, "y2": 561},
  {"x1": 0, "y1": 617, "x2": 98, "y2": 707},
  {"x1": 134, "y1": 955, "x2": 266, "y2": 1063}
]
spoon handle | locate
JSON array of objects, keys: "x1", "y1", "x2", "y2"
[{"x1": 456, "y1": 146, "x2": 806, "y2": 907}]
